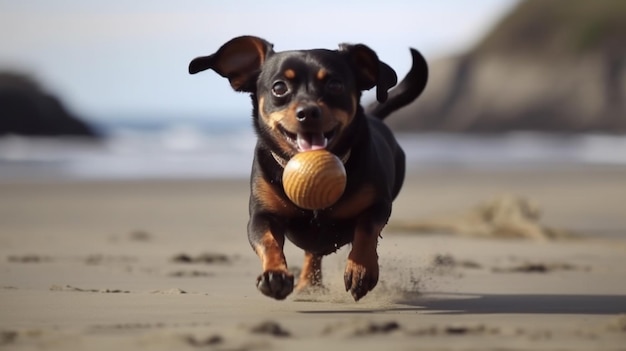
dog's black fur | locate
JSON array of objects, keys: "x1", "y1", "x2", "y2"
[{"x1": 189, "y1": 36, "x2": 427, "y2": 301}]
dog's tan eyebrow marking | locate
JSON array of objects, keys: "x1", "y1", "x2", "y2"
[
  {"x1": 284, "y1": 69, "x2": 296, "y2": 79},
  {"x1": 316, "y1": 69, "x2": 327, "y2": 81}
]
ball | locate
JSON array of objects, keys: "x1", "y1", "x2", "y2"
[{"x1": 282, "y1": 150, "x2": 347, "y2": 210}]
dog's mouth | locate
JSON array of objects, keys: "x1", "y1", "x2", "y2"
[{"x1": 278, "y1": 126, "x2": 338, "y2": 152}]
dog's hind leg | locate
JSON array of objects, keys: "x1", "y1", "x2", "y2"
[{"x1": 295, "y1": 252, "x2": 324, "y2": 293}]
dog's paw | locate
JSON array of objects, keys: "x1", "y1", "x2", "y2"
[
  {"x1": 344, "y1": 256, "x2": 379, "y2": 301},
  {"x1": 256, "y1": 270, "x2": 294, "y2": 300}
]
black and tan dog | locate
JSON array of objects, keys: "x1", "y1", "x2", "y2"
[{"x1": 189, "y1": 36, "x2": 427, "y2": 301}]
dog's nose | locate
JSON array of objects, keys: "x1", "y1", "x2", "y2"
[{"x1": 295, "y1": 104, "x2": 321, "y2": 122}]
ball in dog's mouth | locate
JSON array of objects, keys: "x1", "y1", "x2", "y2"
[{"x1": 282, "y1": 149, "x2": 346, "y2": 210}]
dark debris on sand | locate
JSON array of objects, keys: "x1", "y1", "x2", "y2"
[
  {"x1": 249, "y1": 321, "x2": 291, "y2": 338},
  {"x1": 172, "y1": 253, "x2": 232, "y2": 265}
]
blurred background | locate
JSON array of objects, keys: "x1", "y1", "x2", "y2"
[{"x1": 1, "y1": 0, "x2": 625, "y2": 181}]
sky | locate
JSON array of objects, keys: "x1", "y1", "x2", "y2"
[{"x1": 0, "y1": 0, "x2": 519, "y2": 123}]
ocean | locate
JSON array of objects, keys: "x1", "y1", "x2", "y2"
[{"x1": 1, "y1": 117, "x2": 626, "y2": 182}]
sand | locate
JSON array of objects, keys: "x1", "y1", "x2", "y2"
[{"x1": 1, "y1": 166, "x2": 626, "y2": 350}]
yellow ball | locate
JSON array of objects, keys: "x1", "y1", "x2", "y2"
[{"x1": 282, "y1": 150, "x2": 347, "y2": 210}]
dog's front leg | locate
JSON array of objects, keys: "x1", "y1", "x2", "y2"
[
  {"x1": 248, "y1": 214, "x2": 294, "y2": 300},
  {"x1": 344, "y1": 206, "x2": 389, "y2": 301}
]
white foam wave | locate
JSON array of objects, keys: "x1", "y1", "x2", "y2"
[{"x1": 1, "y1": 128, "x2": 625, "y2": 182}]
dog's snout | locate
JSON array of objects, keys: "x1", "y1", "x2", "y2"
[{"x1": 295, "y1": 104, "x2": 321, "y2": 122}]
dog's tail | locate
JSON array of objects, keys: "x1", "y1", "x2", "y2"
[{"x1": 367, "y1": 48, "x2": 428, "y2": 120}]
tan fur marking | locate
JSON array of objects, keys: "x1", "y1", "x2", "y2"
[
  {"x1": 258, "y1": 96, "x2": 295, "y2": 155},
  {"x1": 295, "y1": 252, "x2": 323, "y2": 291},
  {"x1": 255, "y1": 230, "x2": 288, "y2": 272},
  {"x1": 253, "y1": 175, "x2": 298, "y2": 215},
  {"x1": 316, "y1": 69, "x2": 327, "y2": 81},
  {"x1": 331, "y1": 184, "x2": 376, "y2": 219},
  {"x1": 344, "y1": 220, "x2": 382, "y2": 299},
  {"x1": 267, "y1": 113, "x2": 297, "y2": 156},
  {"x1": 284, "y1": 69, "x2": 296, "y2": 80}
]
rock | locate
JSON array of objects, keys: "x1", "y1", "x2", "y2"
[
  {"x1": 389, "y1": 0, "x2": 626, "y2": 133},
  {"x1": 0, "y1": 72, "x2": 100, "y2": 137}
]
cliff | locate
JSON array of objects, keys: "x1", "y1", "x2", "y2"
[{"x1": 389, "y1": 0, "x2": 626, "y2": 133}]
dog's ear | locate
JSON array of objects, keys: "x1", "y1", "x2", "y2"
[
  {"x1": 189, "y1": 36, "x2": 274, "y2": 92},
  {"x1": 339, "y1": 43, "x2": 397, "y2": 102}
]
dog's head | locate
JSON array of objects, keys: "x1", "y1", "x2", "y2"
[{"x1": 189, "y1": 36, "x2": 397, "y2": 158}]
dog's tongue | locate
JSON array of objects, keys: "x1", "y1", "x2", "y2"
[{"x1": 297, "y1": 132, "x2": 327, "y2": 151}]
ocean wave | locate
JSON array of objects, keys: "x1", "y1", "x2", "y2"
[{"x1": 1, "y1": 125, "x2": 625, "y2": 182}]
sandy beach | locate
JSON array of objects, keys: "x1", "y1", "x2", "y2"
[{"x1": 1, "y1": 166, "x2": 626, "y2": 350}]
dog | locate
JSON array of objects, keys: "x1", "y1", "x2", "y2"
[{"x1": 189, "y1": 36, "x2": 427, "y2": 301}]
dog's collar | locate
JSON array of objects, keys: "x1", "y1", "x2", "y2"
[{"x1": 270, "y1": 149, "x2": 351, "y2": 169}]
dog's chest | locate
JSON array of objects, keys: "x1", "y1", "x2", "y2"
[{"x1": 284, "y1": 214, "x2": 355, "y2": 254}]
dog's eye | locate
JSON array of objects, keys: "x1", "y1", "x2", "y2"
[
  {"x1": 326, "y1": 79, "x2": 344, "y2": 95},
  {"x1": 271, "y1": 81, "x2": 289, "y2": 97}
]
